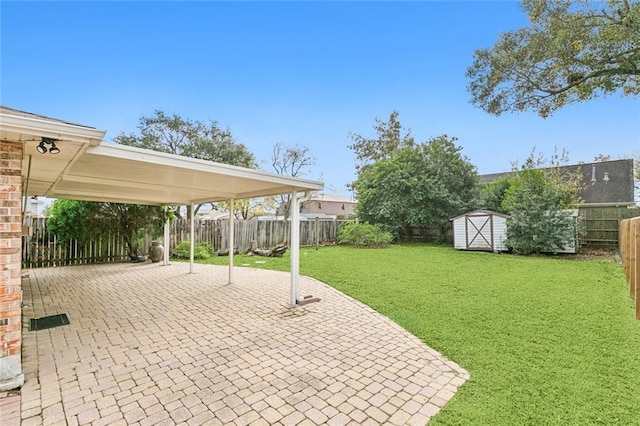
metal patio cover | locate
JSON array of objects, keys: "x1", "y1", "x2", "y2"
[{"x1": 0, "y1": 106, "x2": 323, "y2": 204}]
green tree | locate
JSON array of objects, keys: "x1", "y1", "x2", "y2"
[
  {"x1": 467, "y1": 0, "x2": 640, "y2": 117},
  {"x1": 216, "y1": 197, "x2": 276, "y2": 220},
  {"x1": 47, "y1": 200, "x2": 99, "y2": 244},
  {"x1": 354, "y1": 146, "x2": 440, "y2": 238},
  {"x1": 500, "y1": 151, "x2": 583, "y2": 254},
  {"x1": 480, "y1": 176, "x2": 512, "y2": 213},
  {"x1": 353, "y1": 137, "x2": 479, "y2": 240},
  {"x1": 421, "y1": 135, "x2": 480, "y2": 233},
  {"x1": 348, "y1": 110, "x2": 414, "y2": 177},
  {"x1": 47, "y1": 200, "x2": 165, "y2": 260},
  {"x1": 115, "y1": 110, "x2": 257, "y2": 218},
  {"x1": 115, "y1": 110, "x2": 255, "y2": 167}
]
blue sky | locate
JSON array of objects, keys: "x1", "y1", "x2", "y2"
[{"x1": 2, "y1": 1, "x2": 639, "y2": 198}]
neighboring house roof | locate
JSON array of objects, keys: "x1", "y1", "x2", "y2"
[
  {"x1": 259, "y1": 213, "x2": 338, "y2": 221},
  {"x1": 479, "y1": 159, "x2": 635, "y2": 205},
  {"x1": 196, "y1": 210, "x2": 231, "y2": 220},
  {"x1": 301, "y1": 193, "x2": 356, "y2": 204}
]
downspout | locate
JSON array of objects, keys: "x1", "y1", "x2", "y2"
[{"x1": 22, "y1": 155, "x2": 32, "y2": 226}]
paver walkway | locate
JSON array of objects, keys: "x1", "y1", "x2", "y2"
[{"x1": 16, "y1": 262, "x2": 468, "y2": 425}]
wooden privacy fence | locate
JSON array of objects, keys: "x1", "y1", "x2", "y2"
[
  {"x1": 22, "y1": 218, "x2": 134, "y2": 268},
  {"x1": 619, "y1": 217, "x2": 640, "y2": 320},
  {"x1": 579, "y1": 204, "x2": 640, "y2": 247},
  {"x1": 22, "y1": 218, "x2": 341, "y2": 268},
  {"x1": 169, "y1": 218, "x2": 340, "y2": 253}
]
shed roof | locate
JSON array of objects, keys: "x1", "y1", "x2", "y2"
[{"x1": 450, "y1": 210, "x2": 510, "y2": 221}]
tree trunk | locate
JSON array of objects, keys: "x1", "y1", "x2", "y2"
[{"x1": 253, "y1": 243, "x2": 287, "y2": 257}]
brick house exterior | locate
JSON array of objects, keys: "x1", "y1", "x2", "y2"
[{"x1": 0, "y1": 140, "x2": 24, "y2": 390}]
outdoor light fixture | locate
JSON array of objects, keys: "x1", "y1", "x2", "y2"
[
  {"x1": 35, "y1": 142, "x2": 47, "y2": 154},
  {"x1": 37, "y1": 137, "x2": 60, "y2": 155},
  {"x1": 48, "y1": 143, "x2": 60, "y2": 154}
]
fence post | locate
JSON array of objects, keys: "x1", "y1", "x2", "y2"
[
  {"x1": 619, "y1": 219, "x2": 626, "y2": 281},
  {"x1": 630, "y1": 220, "x2": 636, "y2": 300},
  {"x1": 635, "y1": 218, "x2": 640, "y2": 319}
]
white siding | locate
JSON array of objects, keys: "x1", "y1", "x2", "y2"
[
  {"x1": 453, "y1": 217, "x2": 467, "y2": 250},
  {"x1": 492, "y1": 215, "x2": 508, "y2": 252}
]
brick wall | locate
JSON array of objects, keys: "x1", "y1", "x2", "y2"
[{"x1": 0, "y1": 140, "x2": 24, "y2": 390}]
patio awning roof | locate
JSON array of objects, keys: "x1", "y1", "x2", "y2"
[
  {"x1": 1, "y1": 106, "x2": 323, "y2": 205},
  {"x1": 45, "y1": 143, "x2": 324, "y2": 205}
]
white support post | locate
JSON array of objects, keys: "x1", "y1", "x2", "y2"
[
  {"x1": 163, "y1": 206, "x2": 170, "y2": 266},
  {"x1": 290, "y1": 191, "x2": 300, "y2": 307},
  {"x1": 228, "y1": 198, "x2": 235, "y2": 285},
  {"x1": 189, "y1": 204, "x2": 195, "y2": 274}
]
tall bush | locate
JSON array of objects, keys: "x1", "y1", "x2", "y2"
[
  {"x1": 172, "y1": 241, "x2": 213, "y2": 259},
  {"x1": 501, "y1": 152, "x2": 582, "y2": 254},
  {"x1": 337, "y1": 222, "x2": 392, "y2": 247}
]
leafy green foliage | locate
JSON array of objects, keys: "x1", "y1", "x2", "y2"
[
  {"x1": 348, "y1": 110, "x2": 414, "y2": 177},
  {"x1": 171, "y1": 241, "x2": 213, "y2": 259},
  {"x1": 479, "y1": 176, "x2": 512, "y2": 213},
  {"x1": 337, "y1": 221, "x2": 392, "y2": 247},
  {"x1": 467, "y1": 0, "x2": 640, "y2": 117},
  {"x1": 47, "y1": 200, "x2": 99, "y2": 245},
  {"x1": 114, "y1": 109, "x2": 256, "y2": 167},
  {"x1": 500, "y1": 151, "x2": 583, "y2": 254},
  {"x1": 217, "y1": 198, "x2": 277, "y2": 220},
  {"x1": 504, "y1": 195, "x2": 578, "y2": 255},
  {"x1": 114, "y1": 109, "x2": 257, "y2": 219},
  {"x1": 353, "y1": 132, "x2": 479, "y2": 239},
  {"x1": 47, "y1": 200, "x2": 165, "y2": 260}
]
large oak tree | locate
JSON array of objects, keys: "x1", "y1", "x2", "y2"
[
  {"x1": 351, "y1": 114, "x2": 479, "y2": 240},
  {"x1": 467, "y1": 0, "x2": 640, "y2": 117},
  {"x1": 115, "y1": 110, "x2": 256, "y2": 218}
]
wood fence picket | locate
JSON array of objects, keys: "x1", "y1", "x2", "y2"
[
  {"x1": 619, "y1": 217, "x2": 640, "y2": 320},
  {"x1": 22, "y1": 217, "x2": 342, "y2": 268}
]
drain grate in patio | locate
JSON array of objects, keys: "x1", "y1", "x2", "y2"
[{"x1": 29, "y1": 314, "x2": 70, "y2": 331}]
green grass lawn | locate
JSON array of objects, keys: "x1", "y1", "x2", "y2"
[{"x1": 193, "y1": 244, "x2": 640, "y2": 425}]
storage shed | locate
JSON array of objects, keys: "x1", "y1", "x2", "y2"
[{"x1": 451, "y1": 210, "x2": 508, "y2": 252}]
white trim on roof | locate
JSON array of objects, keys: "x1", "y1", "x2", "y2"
[
  {"x1": 450, "y1": 209, "x2": 510, "y2": 221},
  {"x1": 0, "y1": 110, "x2": 105, "y2": 144},
  {"x1": 89, "y1": 142, "x2": 323, "y2": 191}
]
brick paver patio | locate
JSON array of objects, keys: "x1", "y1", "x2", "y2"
[{"x1": 16, "y1": 262, "x2": 468, "y2": 425}]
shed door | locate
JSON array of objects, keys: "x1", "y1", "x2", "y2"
[{"x1": 465, "y1": 214, "x2": 494, "y2": 250}]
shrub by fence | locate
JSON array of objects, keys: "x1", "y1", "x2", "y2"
[
  {"x1": 22, "y1": 217, "x2": 341, "y2": 268},
  {"x1": 169, "y1": 218, "x2": 340, "y2": 253},
  {"x1": 619, "y1": 217, "x2": 640, "y2": 320},
  {"x1": 22, "y1": 218, "x2": 134, "y2": 268}
]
